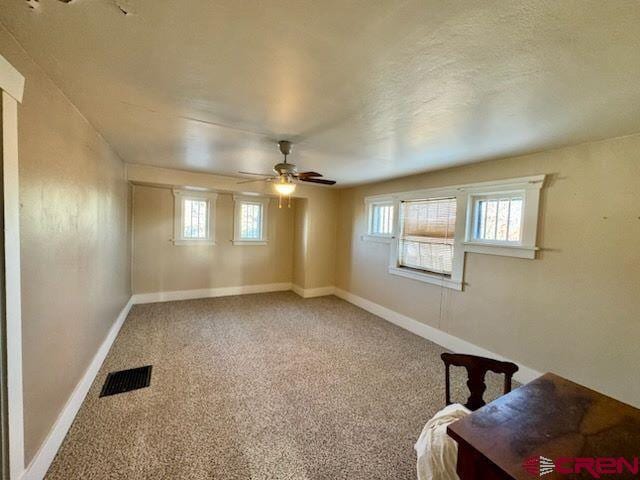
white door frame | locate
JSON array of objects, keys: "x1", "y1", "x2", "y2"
[{"x1": 0, "y1": 54, "x2": 25, "y2": 480}]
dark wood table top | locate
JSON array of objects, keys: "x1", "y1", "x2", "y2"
[{"x1": 447, "y1": 373, "x2": 640, "y2": 480}]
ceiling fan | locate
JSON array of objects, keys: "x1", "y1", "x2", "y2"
[{"x1": 238, "y1": 141, "x2": 336, "y2": 200}]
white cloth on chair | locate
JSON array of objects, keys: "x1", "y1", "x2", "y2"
[{"x1": 415, "y1": 403, "x2": 470, "y2": 480}]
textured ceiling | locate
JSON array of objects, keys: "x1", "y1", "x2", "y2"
[{"x1": 2, "y1": 0, "x2": 640, "y2": 185}]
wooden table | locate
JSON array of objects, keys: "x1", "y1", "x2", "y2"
[{"x1": 447, "y1": 373, "x2": 640, "y2": 480}]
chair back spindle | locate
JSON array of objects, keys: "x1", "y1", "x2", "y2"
[{"x1": 441, "y1": 353, "x2": 519, "y2": 411}]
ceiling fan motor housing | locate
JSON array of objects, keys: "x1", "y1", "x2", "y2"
[{"x1": 273, "y1": 162, "x2": 297, "y2": 176}]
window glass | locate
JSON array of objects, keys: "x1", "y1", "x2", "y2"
[
  {"x1": 370, "y1": 203, "x2": 394, "y2": 235},
  {"x1": 239, "y1": 203, "x2": 263, "y2": 240},
  {"x1": 474, "y1": 196, "x2": 522, "y2": 243},
  {"x1": 183, "y1": 199, "x2": 208, "y2": 239}
]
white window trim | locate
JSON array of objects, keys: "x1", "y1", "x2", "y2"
[
  {"x1": 462, "y1": 175, "x2": 544, "y2": 259},
  {"x1": 362, "y1": 195, "x2": 395, "y2": 243},
  {"x1": 233, "y1": 195, "x2": 270, "y2": 246},
  {"x1": 361, "y1": 235, "x2": 394, "y2": 244},
  {"x1": 173, "y1": 189, "x2": 217, "y2": 246},
  {"x1": 362, "y1": 174, "x2": 545, "y2": 290},
  {"x1": 2, "y1": 54, "x2": 26, "y2": 479}
]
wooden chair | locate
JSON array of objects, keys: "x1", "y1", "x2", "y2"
[{"x1": 441, "y1": 353, "x2": 518, "y2": 411}]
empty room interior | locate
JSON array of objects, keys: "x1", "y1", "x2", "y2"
[{"x1": 0, "y1": 1, "x2": 639, "y2": 479}]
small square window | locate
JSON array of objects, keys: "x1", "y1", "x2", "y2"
[
  {"x1": 239, "y1": 202, "x2": 263, "y2": 240},
  {"x1": 173, "y1": 190, "x2": 217, "y2": 246},
  {"x1": 369, "y1": 202, "x2": 394, "y2": 236},
  {"x1": 472, "y1": 194, "x2": 523, "y2": 244},
  {"x1": 233, "y1": 196, "x2": 269, "y2": 245},
  {"x1": 182, "y1": 198, "x2": 209, "y2": 239}
]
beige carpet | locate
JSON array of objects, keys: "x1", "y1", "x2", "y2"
[{"x1": 45, "y1": 292, "x2": 508, "y2": 480}]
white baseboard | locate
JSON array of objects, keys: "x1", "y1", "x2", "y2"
[
  {"x1": 22, "y1": 297, "x2": 134, "y2": 480},
  {"x1": 131, "y1": 282, "x2": 292, "y2": 304},
  {"x1": 334, "y1": 288, "x2": 541, "y2": 385},
  {"x1": 292, "y1": 285, "x2": 336, "y2": 298}
]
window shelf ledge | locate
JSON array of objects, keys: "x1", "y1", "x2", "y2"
[
  {"x1": 232, "y1": 240, "x2": 267, "y2": 246},
  {"x1": 388, "y1": 266, "x2": 463, "y2": 291},
  {"x1": 174, "y1": 240, "x2": 216, "y2": 246},
  {"x1": 361, "y1": 234, "x2": 393, "y2": 244},
  {"x1": 462, "y1": 242, "x2": 538, "y2": 259}
]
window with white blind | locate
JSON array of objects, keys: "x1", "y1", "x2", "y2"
[
  {"x1": 173, "y1": 189, "x2": 217, "y2": 246},
  {"x1": 389, "y1": 193, "x2": 463, "y2": 289},
  {"x1": 398, "y1": 197, "x2": 457, "y2": 275},
  {"x1": 233, "y1": 196, "x2": 269, "y2": 245}
]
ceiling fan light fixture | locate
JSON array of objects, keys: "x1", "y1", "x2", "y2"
[
  {"x1": 274, "y1": 177, "x2": 296, "y2": 196},
  {"x1": 237, "y1": 140, "x2": 334, "y2": 203}
]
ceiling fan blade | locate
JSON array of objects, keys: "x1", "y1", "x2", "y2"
[
  {"x1": 299, "y1": 178, "x2": 336, "y2": 185},
  {"x1": 237, "y1": 178, "x2": 270, "y2": 184},
  {"x1": 297, "y1": 171, "x2": 323, "y2": 178},
  {"x1": 238, "y1": 171, "x2": 273, "y2": 177}
]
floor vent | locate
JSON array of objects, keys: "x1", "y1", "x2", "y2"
[{"x1": 100, "y1": 365, "x2": 152, "y2": 397}]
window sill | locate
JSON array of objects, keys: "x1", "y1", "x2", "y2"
[
  {"x1": 232, "y1": 240, "x2": 268, "y2": 246},
  {"x1": 388, "y1": 266, "x2": 463, "y2": 291},
  {"x1": 463, "y1": 242, "x2": 538, "y2": 259},
  {"x1": 361, "y1": 234, "x2": 393, "y2": 244},
  {"x1": 174, "y1": 240, "x2": 216, "y2": 246}
]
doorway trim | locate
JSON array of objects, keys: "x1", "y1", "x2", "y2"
[{"x1": 1, "y1": 54, "x2": 25, "y2": 480}]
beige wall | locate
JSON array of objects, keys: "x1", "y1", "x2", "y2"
[
  {"x1": 292, "y1": 198, "x2": 308, "y2": 288},
  {"x1": 0, "y1": 26, "x2": 131, "y2": 463},
  {"x1": 336, "y1": 133, "x2": 640, "y2": 407},
  {"x1": 126, "y1": 164, "x2": 339, "y2": 291},
  {"x1": 303, "y1": 191, "x2": 339, "y2": 289},
  {"x1": 132, "y1": 185, "x2": 293, "y2": 293},
  {"x1": 291, "y1": 194, "x2": 339, "y2": 290}
]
